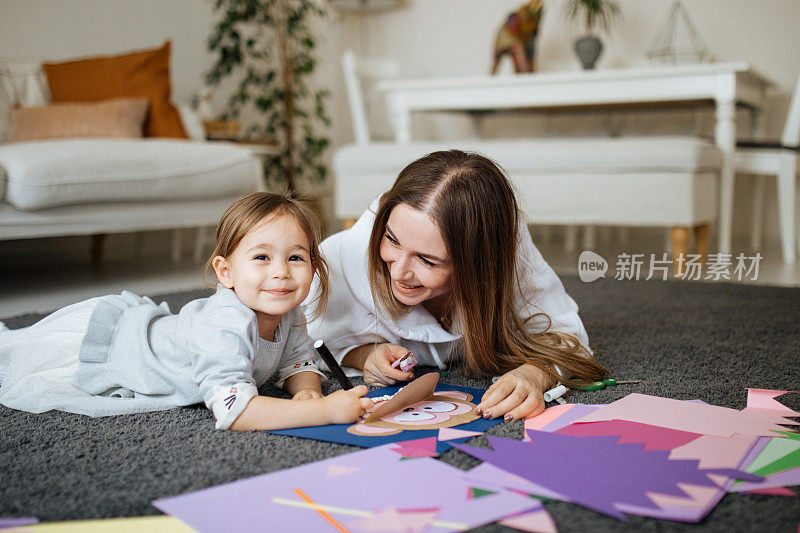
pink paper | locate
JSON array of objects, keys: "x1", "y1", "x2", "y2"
[
  {"x1": 438, "y1": 427, "x2": 482, "y2": 441},
  {"x1": 499, "y1": 508, "x2": 558, "y2": 533},
  {"x1": 746, "y1": 389, "x2": 800, "y2": 416},
  {"x1": 524, "y1": 403, "x2": 575, "y2": 431},
  {"x1": 556, "y1": 420, "x2": 701, "y2": 451},
  {"x1": 574, "y1": 393, "x2": 797, "y2": 438},
  {"x1": 744, "y1": 487, "x2": 796, "y2": 497},
  {"x1": 391, "y1": 436, "x2": 438, "y2": 458}
]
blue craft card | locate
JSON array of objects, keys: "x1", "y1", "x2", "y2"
[{"x1": 268, "y1": 383, "x2": 500, "y2": 453}]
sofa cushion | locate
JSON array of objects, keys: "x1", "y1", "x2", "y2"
[
  {"x1": 7, "y1": 98, "x2": 148, "y2": 143},
  {"x1": 42, "y1": 41, "x2": 187, "y2": 139},
  {"x1": 0, "y1": 139, "x2": 262, "y2": 211}
]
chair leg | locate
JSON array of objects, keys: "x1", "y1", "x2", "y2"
[
  {"x1": 777, "y1": 154, "x2": 797, "y2": 264},
  {"x1": 171, "y1": 229, "x2": 182, "y2": 263},
  {"x1": 694, "y1": 224, "x2": 710, "y2": 265},
  {"x1": 564, "y1": 226, "x2": 579, "y2": 251},
  {"x1": 671, "y1": 226, "x2": 689, "y2": 278},
  {"x1": 750, "y1": 175, "x2": 766, "y2": 251},
  {"x1": 581, "y1": 225, "x2": 596, "y2": 250},
  {"x1": 90, "y1": 234, "x2": 106, "y2": 267}
]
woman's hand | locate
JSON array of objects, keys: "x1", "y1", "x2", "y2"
[
  {"x1": 362, "y1": 343, "x2": 415, "y2": 385},
  {"x1": 323, "y1": 385, "x2": 374, "y2": 424},
  {"x1": 292, "y1": 388, "x2": 323, "y2": 401},
  {"x1": 476, "y1": 364, "x2": 553, "y2": 422}
]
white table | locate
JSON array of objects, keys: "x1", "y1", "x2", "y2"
[{"x1": 378, "y1": 63, "x2": 773, "y2": 254}]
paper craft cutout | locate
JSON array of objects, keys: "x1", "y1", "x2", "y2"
[
  {"x1": 499, "y1": 508, "x2": 558, "y2": 533},
  {"x1": 454, "y1": 430, "x2": 758, "y2": 520},
  {"x1": 746, "y1": 389, "x2": 800, "y2": 415},
  {"x1": 438, "y1": 427, "x2": 483, "y2": 441},
  {"x1": 524, "y1": 403, "x2": 576, "y2": 431},
  {"x1": 269, "y1": 384, "x2": 500, "y2": 453},
  {"x1": 365, "y1": 372, "x2": 439, "y2": 423},
  {"x1": 12, "y1": 516, "x2": 193, "y2": 532},
  {"x1": 348, "y1": 506, "x2": 440, "y2": 532},
  {"x1": 0, "y1": 517, "x2": 38, "y2": 529},
  {"x1": 351, "y1": 389, "x2": 479, "y2": 437},
  {"x1": 464, "y1": 462, "x2": 567, "y2": 501},
  {"x1": 744, "y1": 486, "x2": 797, "y2": 496},
  {"x1": 154, "y1": 442, "x2": 538, "y2": 533},
  {"x1": 746, "y1": 432, "x2": 800, "y2": 478},
  {"x1": 556, "y1": 420, "x2": 702, "y2": 451},
  {"x1": 573, "y1": 393, "x2": 798, "y2": 438},
  {"x1": 390, "y1": 436, "x2": 439, "y2": 458},
  {"x1": 326, "y1": 464, "x2": 360, "y2": 478},
  {"x1": 729, "y1": 465, "x2": 800, "y2": 493}
]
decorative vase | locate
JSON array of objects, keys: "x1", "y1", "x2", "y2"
[{"x1": 575, "y1": 36, "x2": 603, "y2": 69}]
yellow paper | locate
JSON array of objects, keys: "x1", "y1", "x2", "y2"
[{"x1": 20, "y1": 515, "x2": 194, "y2": 532}]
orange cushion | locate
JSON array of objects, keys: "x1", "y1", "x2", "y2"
[
  {"x1": 42, "y1": 41, "x2": 187, "y2": 138},
  {"x1": 7, "y1": 98, "x2": 149, "y2": 143}
]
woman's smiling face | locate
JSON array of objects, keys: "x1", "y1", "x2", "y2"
[{"x1": 379, "y1": 203, "x2": 453, "y2": 307}]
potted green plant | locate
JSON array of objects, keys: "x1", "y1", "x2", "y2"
[
  {"x1": 565, "y1": 0, "x2": 620, "y2": 69},
  {"x1": 206, "y1": 0, "x2": 331, "y2": 190}
]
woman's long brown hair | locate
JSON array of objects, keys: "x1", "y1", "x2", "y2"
[{"x1": 367, "y1": 150, "x2": 608, "y2": 388}]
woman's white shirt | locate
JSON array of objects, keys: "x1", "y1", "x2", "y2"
[{"x1": 304, "y1": 200, "x2": 590, "y2": 373}]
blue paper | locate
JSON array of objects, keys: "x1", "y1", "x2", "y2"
[{"x1": 268, "y1": 383, "x2": 499, "y2": 452}]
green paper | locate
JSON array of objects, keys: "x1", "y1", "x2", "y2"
[
  {"x1": 750, "y1": 447, "x2": 800, "y2": 478},
  {"x1": 470, "y1": 487, "x2": 496, "y2": 499},
  {"x1": 746, "y1": 437, "x2": 800, "y2": 473}
]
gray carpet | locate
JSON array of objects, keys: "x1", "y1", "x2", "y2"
[{"x1": 1, "y1": 278, "x2": 799, "y2": 531}]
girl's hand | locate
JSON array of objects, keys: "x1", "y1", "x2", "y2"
[
  {"x1": 362, "y1": 343, "x2": 415, "y2": 385},
  {"x1": 292, "y1": 388, "x2": 323, "y2": 401},
  {"x1": 323, "y1": 385, "x2": 374, "y2": 424},
  {"x1": 476, "y1": 364, "x2": 552, "y2": 422}
]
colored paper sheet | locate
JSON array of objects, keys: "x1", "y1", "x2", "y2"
[
  {"x1": 745, "y1": 435, "x2": 800, "y2": 474},
  {"x1": 573, "y1": 393, "x2": 798, "y2": 438},
  {"x1": 154, "y1": 443, "x2": 538, "y2": 533},
  {"x1": 524, "y1": 403, "x2": 576, "y2": 431},
  {"x1": 391, "y1": 436, "x2": 438, "y2": 458},
  {"x1": 729, "y1": 466, "x2": 800, "y2": 493},
  {"x1": 745, "y1": 487, "x2": 797, "y2": 496},
  {"x1": 499, "y1": 508, "x2": 558, "y2": 533},
  {"x1": 268, "y1": 384, "x2": 501, "y2": 453},
  {"x1": 0, "y1": 518, "x2": 38, "y2": 529},
  {"x1": 17, "y1": 516, "x2": 193, "y2": 532},
  {"x1": 438, "y1": 427, "x2": 482, "y2": 441},
  {"x1": 540, "y1": 403, "x2": 600, "y2": 433},
  {"x1": 746, "y1": 389, "x2": 800, "y2": 416},
  {"x1": 464, "y1": 462, "x2": 567, "y2": 502},
  {"x1": 454, "y1": 430, "x2": 756, "y2": 521},
  {"x1": 556, "y1": 420, "x2": 702, "y2": 451}
]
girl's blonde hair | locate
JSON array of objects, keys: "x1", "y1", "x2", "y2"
[
  {"x1": 204, "y1": 191, "x2": 329, "y2": 320},
  {"x1": 367, "y1": 150, "x2": 608, "y2": 388}
]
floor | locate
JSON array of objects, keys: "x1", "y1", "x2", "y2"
[{"x1": 0, "y1": 228, "x2": 798, "y2": 318}]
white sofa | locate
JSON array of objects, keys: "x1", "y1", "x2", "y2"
[{"x1": 0, "y1": 60, "x2": 263, "y2": 264}]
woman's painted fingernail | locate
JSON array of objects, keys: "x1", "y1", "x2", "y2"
[
  {"x1": 483, "y1": 411, "x2": 492, "y2": 419},
  {"x1": 504, "y1": 414, "x2": 513, "y2": 421},
  {"x1": 475, "y1": 407, "x2": 482, "y2": 414}
]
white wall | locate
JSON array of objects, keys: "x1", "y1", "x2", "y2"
[{"x1": 1, "y1": 0, "x2": 798, "y2": 253}]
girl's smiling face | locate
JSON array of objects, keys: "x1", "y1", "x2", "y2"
[
  {"x1": 213, "y1": 213, "x2": 314, "y2": 331},
  {"x1": 379, "y1": 203, "x2": 453, "y2": 307}
]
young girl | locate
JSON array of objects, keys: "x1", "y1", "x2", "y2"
[
  {"x1": 307, "y1": 150, "x2": 608, "y2": 422},
  {"x1": 0, "y1": 192, "x2": 372, "y2": 431}
]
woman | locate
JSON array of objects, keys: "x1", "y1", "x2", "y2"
[{"x1": 308, "y1": 150, "x2": 607, "y2": 421}]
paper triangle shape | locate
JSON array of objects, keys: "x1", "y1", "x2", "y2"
[
  {"x1": 438, "y1": 427, "x2": 483, "y2": 441},
  {"x1": 499, "y1": 508, "x2": 558, "y2": 533},
  {"x1": 325, "y1": 464, "x2": 360, "y2": 478},
  {"x1": 469, "y1": 487, "x2": 497, "y2": 499},
  {"x1": 390, "y1": 436, "x2": 438, "y2": 458}
]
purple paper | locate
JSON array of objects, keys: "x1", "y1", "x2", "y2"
[
  {"x1": 0, "y1": 517, "x2": 38, "y2": 529},
  {"x1": 155, "y1": 441, "x2": 537, "y2": 533},
  {"x1": 453, "y1": 430, "x2": 755, "y2": 521},
  {"x1": 729, "y1": 465, "x2": 800, "y2": 492}
]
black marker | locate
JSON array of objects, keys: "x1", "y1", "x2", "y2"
[{"x1": 313, "y1": 339, "x2": 354, "y2": 390}]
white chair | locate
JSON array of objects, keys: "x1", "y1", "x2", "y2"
[{"x1": 736, "y1": 72, "x2": 800, "y2": 264}]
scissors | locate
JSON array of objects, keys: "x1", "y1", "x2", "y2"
[{"x1": 581, "y1": 378, "x2": 640, "y2": 391}]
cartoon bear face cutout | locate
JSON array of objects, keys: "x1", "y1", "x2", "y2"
[{"x1": 346, "y1": 390, "x2": 479, "y2": 437}]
